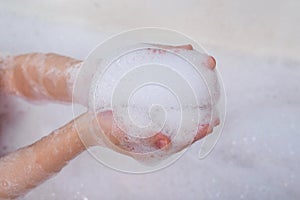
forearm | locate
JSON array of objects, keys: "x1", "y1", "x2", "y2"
[
  {"x1": 0, "y1": 53, "x2": 82, "y2": 102},
  {"x1": 0, "y1": 114, "x2": 87, "y2": 199}
]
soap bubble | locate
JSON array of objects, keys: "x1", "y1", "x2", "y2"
[{"x1": 72, "y1": 28, "x2": 226, "y2": 173}]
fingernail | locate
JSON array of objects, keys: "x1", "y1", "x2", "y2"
[
  {"x1": 205, "y1": 56, "x2": 216, "y2": 70},
  {"x1": 214, "y1": 118, "x2": 220, "y2": 126},
  {"x1": 154, "y1": 133, "x2": 170, "y2": 149}
]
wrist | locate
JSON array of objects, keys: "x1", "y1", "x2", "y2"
[
  {"x1": 0, "y1": 68, "x2": 15, "y2": 94},
  {"x1": 0, "y1": 55, "x2": 16, "y2": 94},
  {"x1": 73, "y1": 112, "x2": 103, "y2": 148}
]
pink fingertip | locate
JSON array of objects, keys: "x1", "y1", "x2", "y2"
[
  {"x1": 206, "y1": 56, "x2": 216, "y2": 69},
  {"x1": 154, "y1": 133, "x2": 170, "y2": 149}
]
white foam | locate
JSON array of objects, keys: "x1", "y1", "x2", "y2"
[{"x1": 89, "y1": 45, "x2": 221, "y2": 163}]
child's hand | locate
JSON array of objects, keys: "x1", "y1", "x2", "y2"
[{"x1": 75, "y1": 44, "x2": 219, "y2": 157}]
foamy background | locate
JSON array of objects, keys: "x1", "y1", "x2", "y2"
[{"x1": 0, "y1": 0, "x2": 299, "y2": 199}]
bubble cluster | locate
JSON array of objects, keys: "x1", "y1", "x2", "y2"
[
  {"x1": 73, "y1": 28, "x2": 225, "y2": 173},
  {"x1": 89, "y1": 44, "x2": 219, "y2": 162}
]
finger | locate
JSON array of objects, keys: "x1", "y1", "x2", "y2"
[
  {"x1": 148, "y1": 44, "x2": 215, "y2": 70},
  {"x1": 207, "y1": 117, "x2": 220, "y2": 134},
  {"x1": 146, "y1": 43, "x2": 193, "y2": 51},
  {"x1": 203, "y1": 56, "x2": 216, "y2": 70},
  {"x1": 163, "y1": 44, "x2": 193, "y2": 50},
  {"x1": 193, "y1": 124, "x2": 209, "y2": 143},
  {"x1": 96, "y1": 110, "x2": 171, "y2": 152},
  {"x1": 213, "y1": 118, "x2": 220, "y2": 126},
  {"x1": 193, "y1": 117, "x2": 221, "y2": 143},
  {"x1": 152, "y1": 132, "x2": 171, "y2": 149},
  {"x1": 207, "y1": 126, "x2": 213, "y2": 134}
]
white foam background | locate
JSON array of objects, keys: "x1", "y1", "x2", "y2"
[{"x1": 0, "y1": 7, "x2": 299, "y2": 200}]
